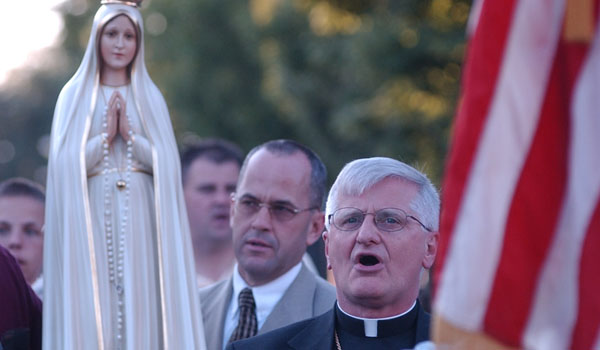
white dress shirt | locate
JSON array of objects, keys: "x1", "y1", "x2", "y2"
[{"x1": 221, "y1": 262, "x2": 302, "y2": 348}]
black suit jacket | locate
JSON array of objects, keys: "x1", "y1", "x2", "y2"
[{"x1": 226, "y1": 302, "x2": 431, "y2": 350}]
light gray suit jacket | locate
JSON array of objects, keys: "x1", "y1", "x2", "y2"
[{"x1": 199, "y1": 263, "x2": 336, "y2": 350}]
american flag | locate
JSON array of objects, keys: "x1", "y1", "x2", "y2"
[{"x1": 433, "y1": 0, "x2": 600, "y2": 348}]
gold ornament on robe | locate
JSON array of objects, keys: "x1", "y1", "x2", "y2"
[{"x1": 116, "y1": 179, "x2": 127, "y2": 190}]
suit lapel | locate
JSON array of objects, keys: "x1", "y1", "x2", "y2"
[
  {"x1": 287, "y1": 309, "x2": 335, "y2": 350},
  {"x1": 202, "y1": 279, "x2": 234, "y2": 350},
  {"x1": 260, "y1": 264, "x2": 316, "y2": 334}
]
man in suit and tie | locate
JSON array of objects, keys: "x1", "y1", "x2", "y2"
[
  {"x1": 199, "y1": 139, "x2": 336, "y2": 350},
  {"x1": 227, "y1": 157, "x2": 439, "y2": 349}
]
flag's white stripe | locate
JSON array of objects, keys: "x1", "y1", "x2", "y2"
[
  {"x1": 594, "y1": 328, "x2": 600, "y2": 349},
  {"x1": 523, "y1": 19, "x2": 600, "y2": 349},
  {"x1": 466, "y1": 0, "x2": 484, "y2": 37},
  {"x1": 435, "y1": 0, "x2": 565, "y2": 331}
]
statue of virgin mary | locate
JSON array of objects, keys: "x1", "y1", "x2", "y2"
[{"x1": 43, "y1": 1, "x2": 206, "y2": 348}]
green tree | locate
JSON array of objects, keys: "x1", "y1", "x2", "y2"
[{"x1": 0, "y1": 0, "x2": 469, "y2": 186}]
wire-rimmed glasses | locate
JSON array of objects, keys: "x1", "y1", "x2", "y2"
[
  {"x1": 328, "y1": 207, "x2": 432, "y2": 232},
  {"x1": 233, "y1": 194, "x2": 318, "y2": 222}
]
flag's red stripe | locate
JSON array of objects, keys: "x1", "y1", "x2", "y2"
[
  {"x1": 570, "y1": 199, "x2": 600, "y2": 349},
  {"x1": 483, "y1": 39, "x2": 588, "y2": 345},
  {"x1": 435, "y1": 0, "x2": 518, "y2": 290}
]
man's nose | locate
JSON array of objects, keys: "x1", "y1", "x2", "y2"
[
  {"x1": 355, "y1": 215, "x2": 381, "y2": 245},
  {"x1": 216, "y1": 190, "x2": 232, "y2": 204},
  {"x1": 7, "y1": 231, "x2": 23, "y2": 249},
  {"x1": 250, "y1": 205, "x2": 272, "y2": 232}
]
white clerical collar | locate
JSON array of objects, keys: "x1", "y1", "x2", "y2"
[
  {"x1": 231, "y1": 262, "x2": 302, "y2": 328},
  {"x1": 337, "y1": 301, "x2": 417, "y2": 337}
]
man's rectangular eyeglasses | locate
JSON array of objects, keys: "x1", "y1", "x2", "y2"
[
  {"x1": 233, "y1": 194, "x2": 318, "y2": 222},
  {"x1": 328, "y1": 207, "x2": 432, "y2": 232}
]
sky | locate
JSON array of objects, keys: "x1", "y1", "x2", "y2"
[{"x1": 0, "y1": 0, "x2": 65, "y2": 85}]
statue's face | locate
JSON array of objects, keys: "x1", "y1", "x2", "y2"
[{"x1": 99, "y1": 14, "x2": 137, "y2": 74}]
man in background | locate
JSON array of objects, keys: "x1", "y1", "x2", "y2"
[
  {"x1": 182, "y1": 138, "x2": 244, "y2": 287},
  {"x1": 0, "y1": 177, "x2": 45, "y2": 296},
  {"x1": 200, "y1": 139, "x2": 336, "y2": 350}
]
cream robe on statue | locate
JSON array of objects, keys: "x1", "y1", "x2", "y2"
[{"x1": 43, "y1": 4, "x2": 206, "y2": 349}]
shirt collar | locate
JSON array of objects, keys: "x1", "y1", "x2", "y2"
[
  {"x1": 336, "y1": 300, "x2": 418, "y2": 337},
  {"x1": 231, "y1": 262, "x2": 303, "y2": 328}
]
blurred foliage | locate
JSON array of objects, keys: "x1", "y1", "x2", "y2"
[{"x1": 0, "y1": 0, "x2": 469, "y2": 187}]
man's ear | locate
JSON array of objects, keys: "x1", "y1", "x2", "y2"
[
  {"x1": 306, "y1": 211, "x2": 325, "y2": 246},
  {"x1": 322, "y1": 230, "x2": 332, "y2": 270},
  {"x1": 422, "y1": 231, "x2": 439, "y2": 269}
]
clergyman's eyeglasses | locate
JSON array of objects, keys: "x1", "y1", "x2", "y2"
[{"x1": 328, "y1": 207, "x2": 432, "y2": 232}]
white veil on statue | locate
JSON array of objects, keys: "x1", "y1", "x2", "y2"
[{"x1": 44, "y1": 2, "x2": 206, "y2": 349}]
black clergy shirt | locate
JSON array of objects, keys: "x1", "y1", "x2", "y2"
[{"x1": 334, "y1": 302, "x2": 420, "y2": 349}]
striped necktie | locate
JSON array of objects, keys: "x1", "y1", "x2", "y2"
[{"x1": 228, "y1": 287, "x2": 258, "y2": 343}]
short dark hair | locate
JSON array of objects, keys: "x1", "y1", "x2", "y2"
[
  {"x1": 240, "y1": 139, "x2": 327, "y2": 209},
  {"x1": 0, "y1": 177, "x2": 45, "y2": 203},
  {"x1": 181, "y1": 138, "x2": 244, "y2": 185}
]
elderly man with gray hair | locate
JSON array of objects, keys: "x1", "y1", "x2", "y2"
[{"x1": 227, "y1": 156, "x2": 439, "y2": 350}]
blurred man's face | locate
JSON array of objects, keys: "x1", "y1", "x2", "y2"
[
  {"x1": 324, "y1": 177, "x2": 437, "y2": 317},
  {"x1": 0, "y1": 195, "x2": 45, "y2": 284},
  {"x1": 230, "y1": 149, "x2": 323, "y2": 286},
  {"x1": 184, "y1": 158, "x2": 240, "y2": 243}
]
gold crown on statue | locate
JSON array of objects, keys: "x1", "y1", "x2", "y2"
[{"x1": 101, "y1": 0, "x2": 142, "y2": 7}]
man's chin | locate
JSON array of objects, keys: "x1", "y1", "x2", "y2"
[
  {"x1": 238, "y1": 259, "x2": 278, "y2": 285},
  {"x1": 239, "y1": 254, "x2": 271, "y2": 268},
  {"x1": 348, "y1": 277, "x2": 388, "y2": 299}
]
